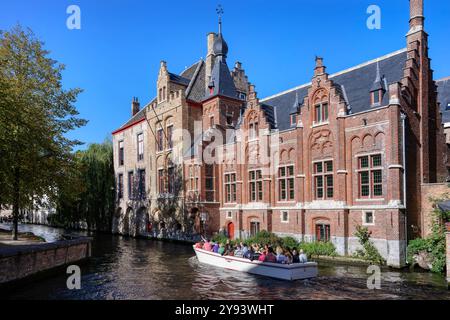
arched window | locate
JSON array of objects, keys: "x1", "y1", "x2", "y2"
[{"x1": 313, "y1": 89, "x2": 329, "y2": 124}]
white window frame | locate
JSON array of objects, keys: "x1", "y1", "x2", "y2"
[
  {"x1": 226, "y1": 211, "x2": 233, "y2": 220},
  {"x1": 281, "y1": 211, "x2": 289, "y2": 223},
  {"x1": 362, "y1": 211, "x2": 375, "y2": 226}
]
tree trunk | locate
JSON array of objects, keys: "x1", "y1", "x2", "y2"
[{"x1": 12, "y1": 168, "x2": 20, "y2": 241}]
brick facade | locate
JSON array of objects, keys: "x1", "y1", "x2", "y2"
[{"x1": 112, "y1": 0, "x2": 449, "y2": 267}]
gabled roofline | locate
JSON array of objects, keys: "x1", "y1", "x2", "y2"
[{"x1": 260, "y1": 48, "x2": 408, "y2": 103}]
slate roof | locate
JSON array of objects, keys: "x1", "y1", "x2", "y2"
[
  {"x1": 261, "y1": 49, "x2": 408, "y2": 132},
  {"x1": 437, "y1": 77, "x2": 450, "y2": 123},
  {"x1": 205, "y1": 57, "x2": 238, "y2": 100},
  {"x1": 115, "y1": 61, "x2": 205, "y2": 132}
]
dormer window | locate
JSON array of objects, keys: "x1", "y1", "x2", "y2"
[
  {"x1": 371, "y1": 89, "x2": 383, "y2": 106},
  {"x1": 446, "y1": 103, "x2": 450, "y2": 111},
  {"x1": 314, "y1": 102, "x2": 328, "y2": 124},
  {"x1": 290, "y1": 114, "x2": 297, "y2": 126}
]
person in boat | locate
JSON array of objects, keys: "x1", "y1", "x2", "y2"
[
  {"x1": 276, "y1": 246, "x2": 288, "y2": 264},
  {"x1": 195, "y1": 241, "x2": 204, "y2": 249},
  {"x1": 203, "y1": 238, "x2": 212, "y2": 251},
  {"x1": 244, "y1": 246, "x2": 255, "y2": 261},
  {"x1": 299, "y1": 249, "x2": 308, "y2": 263},
  {"x1": 218, "y1": 243, "x2": 226, "y2": 256},
  {"x1": 234, "y1": 245, "x2": 243, "y2": 257},
  {"x1": 212, "y1": 242, "x2": 220, "y2": 253},
  {"x1": 285, "y1": 249, "x2": 293, "y2": 264},
  {"x1": 258, "y1": 248, "x2": 267, "y2": 262},
  {"x1": 292, "y1": 249, "x2": 300, "y2": 263},
  {"x1": 265, "y1": 247, "x2": 277, "y2": 263},
  {"x1": 241, "y1": 243, "x2": 249, "y2": 257}
]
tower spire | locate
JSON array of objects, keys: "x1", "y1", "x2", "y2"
[{"x1": 216, "y1": 5, "x2": 224, "y2": 35}]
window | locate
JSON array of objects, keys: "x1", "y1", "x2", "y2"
[
  {"x1": 225, "y1": 173, "x2": 237, "y2": 203},
  {"x1": 189, "y1": 166, "x2": 194, "y2": 191},
  {"x1": 158, "y1": 169, "x2": 165, "y2": 194},
  {"x1": 278, "y1": 165, "x2": 295, "y2": 201},
  {"x1": 167, "y1": 125, "x2": 173, "y2": 149},
  {"x1": 358, "y1": 154, "x2": 383, "y2": 198},
  {"x1": 314, "y1": 102, "x2": 329, "y2": 123},
  {"x1": 118, "y1": 174, "x2": 123, "y2": 199},
  {"x1": 363, "y1": 211, "x2": 375, "y2": 225},
  {"x1": 313, "y1": 161, "x2": 333, "y2": 200},
  {"x1": 210, "y1": 117, "x2": 214, "y2": 128},
  {"x1": 226, "y1": 114, "x2": 233, "y2": 126},
  {"x1": 250, "y1": 221, "x2": 260, "y2": 237},
  {"x1": 205, "y1": 165, "x2": 214, "y2": 201},
  {"x1": 128, "y1": 171, "x2": 134, "y2": 200},
  {"x1": 137, "y1": 133, "x2": 144, "y2": 161},
  {"x1": 291, "y1": 114, "x2": 297, "y2": 126},
  {"x1": 238, "y1": 92, "x2": 247, "y2": 100},
  {"x1": 119, "y1": 141, "x2": 124, "y2": 166},
  {"x1": 249, "y1": 170, "x2": 263, "y2": 202},
  {"x1": 281, "y1": 211, "x2": 289, "y2": 223},
  {"x1": 316, "y1": 224, "x2": 330, "y2": 242},
  {"x1": 159, "y1": 88, "x2": 162, "y2": 102},
  {"x1": 168, "y1": 166, "x2": 175, "y2": 194},
  {"x1": 226, "y1": 211, "x2": 233, "y2": 219},
  {"x1": 138, "y1": 169, "x2": 146, "y2": 199},
  {"x1": 157, "y1": 129, "x2": 164, "y2": 152},
  {"x1": 372, "y1": 90, "x2": 382, "y2": 105}
]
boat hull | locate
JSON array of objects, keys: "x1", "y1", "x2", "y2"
[{"x1": 194, "y1": 247, "x2": 318, "y2": 281}]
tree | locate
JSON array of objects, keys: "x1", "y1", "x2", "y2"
[
  {"x1": 53, "y1": 140, "x2": 115, "y2": 233},
  {"x1": 0, "y1": 25, "x2": 86, "y2": 239}
]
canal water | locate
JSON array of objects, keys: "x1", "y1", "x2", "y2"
[{"x1": 2, "y1": 224, "x2": 449, "y2": 300}]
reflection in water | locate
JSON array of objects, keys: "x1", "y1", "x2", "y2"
[{"x1": 2, "y1": 224, "x2": 449, "y2": 300}]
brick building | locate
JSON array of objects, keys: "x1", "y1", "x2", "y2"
[{"x1": 112, "y1": 0, "x2": 450, "y2": 267}]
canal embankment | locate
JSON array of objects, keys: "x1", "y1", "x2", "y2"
[{"x1": 0, "y1": 227, "x2": 92, "y2": 286}]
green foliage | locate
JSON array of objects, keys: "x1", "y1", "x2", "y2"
[
  {"x1": 212, "y1": 234, "x2": 231, "y2": 245},
  {"x1": 245, "y1": 230, "x2": 283, "y2": 247},
  {"x1": 0, "y1": 25, "x2": 86, "y2": 238},
  {"x1": 407, "y1": 195, "x2": 448, "y2": 273},
  {"x1": 52, "y1": 140, "x2": 115, "y2": 232},
  {"x1": 226, "y1": 231, "x2": 337, "y2": 258},
  {"x1": 298, "y1": 241, "x2": 337, "y2": 258},
  {"x1": 353, "y1": 225, "x2": 386, "y2": 265},
  {"x1": 282, "y1": 236, "x2": 300, "y2": 249}
]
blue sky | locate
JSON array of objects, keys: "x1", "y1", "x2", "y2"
[{"x1": 1, "y1": 0, "x2": 449, "y2": 148}]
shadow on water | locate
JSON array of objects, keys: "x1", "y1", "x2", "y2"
[{"x1": 2, "y1": 224, "x2": 450, "y2": 300}]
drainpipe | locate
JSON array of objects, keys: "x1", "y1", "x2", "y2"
[{"x1": 401, "y1": 112, "x2": 408, "y2": 262}]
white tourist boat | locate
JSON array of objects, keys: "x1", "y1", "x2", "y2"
[{"x1": 193, "y1": 247, "x2": 318, "y2": 281}]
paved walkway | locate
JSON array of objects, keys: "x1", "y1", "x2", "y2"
[{"x1": 0, "y1": 229, "x2": 45, "y2": 248}]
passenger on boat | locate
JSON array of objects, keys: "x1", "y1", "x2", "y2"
[
  {"x1": 212, "y1": 242, "x2": 220, "y2": 253},
  {"x1": 241, "y1": 244, "x2": 249, "y2": 257},
  {"x1": 299, "y1": 249, "x2": 308, "y2": 263},
  {"x1": 276, "y1": 246, "x2": 288, "y2": 264},
  {"x1": 285, "y1": 249, "x2": 293, "y2": 264},
  {"x1": 234, "y1": 245, "x2": 243, "y2": 258},
  {"x1": 195, "y1": 241, "x2": 204, "y2": 249},
  {"x1": 258, "y1": 249, "x2": 267, "y2": 262},
  {"x1": 203, "y1": 239, "x2": 212, "y2": 251},
  {"x1": 218, "y1": 243, "x2": 226, "y2": 256},
  {"x1": 265, "y1": 247, "x2": 277, "y2": 263},
  {"x1": 244, "y1": 246, "x2": 255, "y2": 261},
  {"x1": 292, "y1": 249, "x2": 300, "y2": 263}
]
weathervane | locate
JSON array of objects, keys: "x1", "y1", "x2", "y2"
[
  {"x1": 216, "y1": 4, "x2": 224, "y2": 33},
  {"x1": 216, "y1": 4, "x2": 224, "y2": 20}
]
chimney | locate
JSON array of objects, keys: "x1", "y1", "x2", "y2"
[
  {"x1": 205, "y1": 32, "x2": 217, "y2": 91},
  {"x1": 132, "y1": 97, "x2": 140, "y2": 116},
  {"x1": 409, "y1": 0, "x2": 424, "y2": 29},
  {"x1": 314, "y1": 56, "x2": 326, "y2": 76}
]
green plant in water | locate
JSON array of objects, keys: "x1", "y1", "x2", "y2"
[
  {"x1": 354, "y1": 225, "x2": 385, "y2": 265},
  {"x1": 407, "y1": 194, "x2": 449, "y2": 273}
]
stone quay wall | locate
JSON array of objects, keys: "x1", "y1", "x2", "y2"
[{"x1": 0, "y1": 237, "x2": 92, "y2": 285}]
